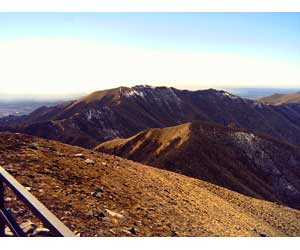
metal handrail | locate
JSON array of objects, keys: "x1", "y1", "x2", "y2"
[{"x1": 0, "y1": 166, "x2": 75, "y2": 237}]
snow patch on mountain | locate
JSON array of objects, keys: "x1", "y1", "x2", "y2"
[
  {"x1": 229, "y1": 131, "x2": 300, "y2": 202},
  {"x1": 219, "y1": 91, "x2": 240, "y2": 100},
  {"x1": 252, "y1": 102, "x2": 264, "y2": 109},
  {"x1": 123, "y1": 89, "x2": 145, "y2": 98},
  {"x1": 85, "y1": 109, "x2": 101, "y2": 121},
  {"x1": 232, "y1": 131, "x2": 256, "y2": 144},
  {"x1": 85, "y1": 107, "x2": 114, "y2": 121},
  {"x1": 86, "y1": 110, "x2": 93, "y2": 121},
  {"x1": 122, "y1": 86, "x2": 183, "y2": 108}
]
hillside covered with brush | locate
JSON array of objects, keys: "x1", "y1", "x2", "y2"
[{"x1": 96, "y1": 121, "x2": 300, "y2": 209}]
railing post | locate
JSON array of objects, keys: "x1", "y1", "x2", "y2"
[{"x1": 0, "y1": 179, "x2": 5, "y2": 237}]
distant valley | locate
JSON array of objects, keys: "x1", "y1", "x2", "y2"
[{"x1": 0, "y1": 100, "x2": 63, "y2": 118}]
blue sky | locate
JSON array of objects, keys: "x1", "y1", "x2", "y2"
[{"x1": 0, "y1": 13, "x2": 299, "y2": 95}]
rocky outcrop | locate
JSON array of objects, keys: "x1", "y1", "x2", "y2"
[{"x1": 5, "y1": 220, "x2": 51, "y2": 237}]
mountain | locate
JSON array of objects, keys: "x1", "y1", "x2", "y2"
[
  {"x1": 96, "y1": 121, "x2": 300, "y2": 209},
  {"x1": 258, "y1": 92, "x2": 300, "y2": 105},
  {"x1": 225, "y1": 88, "x2": 300, "y2": 100},
  {"x1": 1, "y1": 132, "x2": 300, "y2": 236},
  {"x1": 2, "y1": 85, "x2": 300, "y2": 148}
]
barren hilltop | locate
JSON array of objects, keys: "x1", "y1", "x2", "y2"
[{"x1": 1, "y1": 132, "x2": 300, "y2": 236}]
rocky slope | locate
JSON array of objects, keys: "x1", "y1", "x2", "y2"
[
  {"x1": 258, "y1": 92, "x2": 300, "y2": 105},
  {"x1": 2, "y1": 85, "x2": 300, "y2": 148},
  {"x1": 96, "y1": 121, "x2": 300, "y2": 209},
  {"x1": 1, "y1": 132, "x2": 300, "y2": 236}
]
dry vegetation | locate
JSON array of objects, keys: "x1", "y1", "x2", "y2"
[
  {"x1": 258, "y1": 92, "x2": 300, "y2": 105},
  {"x1": 96, "y1": 121, "x2": 300, "y2": 209},
  {"x1": 1, "y1": 132, "x2": 300, "y2": 236}
]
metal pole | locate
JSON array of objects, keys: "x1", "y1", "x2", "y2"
[
  {"x1": 0, "y1": 180, "x2": 5, "y2": 237},
  {"x1": 0, "y1": 167, "x2": 75, "y2": 237}
]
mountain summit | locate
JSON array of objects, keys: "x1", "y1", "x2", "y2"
[{"x1": 2, "y1": 85, "x2": 300, "y2": 148}]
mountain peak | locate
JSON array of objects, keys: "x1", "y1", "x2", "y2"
[
  {"x1": 77, "y1": 85, "x2": 167, "y2": 104},
  {"x1": 79, "y1": 86, "x2": 130, "y2": 104},
  {"x1": 3, "y1": 85, "x2": 300, "y2": 149}
]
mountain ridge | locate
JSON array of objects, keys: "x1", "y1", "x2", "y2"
[
  {"x1": 96, "y1": 121, "x2": 300, "y2": 209},
  {"x1": 2, "y1": 85, "x2": 300, "y2": 148},
  {"x1": 258, "y1": 92, "x2": 300, "y2": 105}
]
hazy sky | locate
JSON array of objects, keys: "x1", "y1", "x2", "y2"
[{"x1": 0, "y1": 12, "x2": 299, "y2": 96}]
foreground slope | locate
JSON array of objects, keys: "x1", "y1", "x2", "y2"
[
  {"x1": 96, "y1": 121, "x2": 300, "y2": 208},
  {"x1": 258, "y1": 92, "x2": 300, "y2": 105},
  {"x1": 1, "y1": 132, "x2": 300, "y2": 236},
  {"x1": 2, "y1": 85, "x2": 300, "y2": 148}
]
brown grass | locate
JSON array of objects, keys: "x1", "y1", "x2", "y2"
[
  {"x1": 1, "y1": 132, "x2": 300, "y2": 236},
  {"x1": 258, "y1": 92, "x2": 300, "y2": 105}
]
